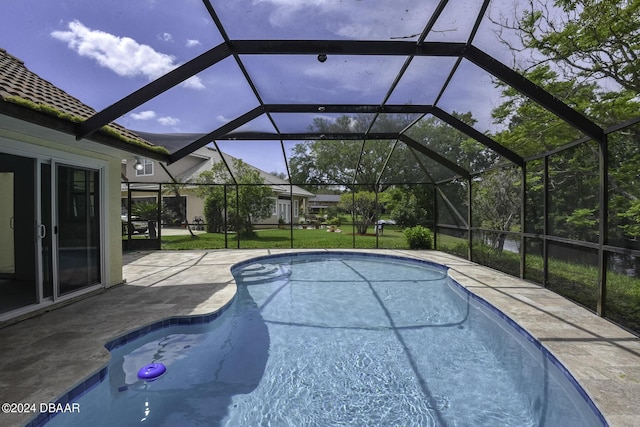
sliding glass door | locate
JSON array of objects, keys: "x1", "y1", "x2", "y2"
[
  {"x1": 0, "y1": 152, "x2": 103, "y2": 317},
  {"x1": 41, "y1": 164, "x2": 53, "y2": 299},
  {"x1": 56, "y1": 164, "x2": 101, "y2": 295}
]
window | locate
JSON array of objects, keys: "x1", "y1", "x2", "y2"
[
  {"x1": 293, "y1": 200, "x2": 299, "y2": 217},
  {"x1": 272, "y1": 198, "x2": 277, "y2": 215},
  {"x1": 135, "y1": 159, "x2": 154, "y2": 176}
]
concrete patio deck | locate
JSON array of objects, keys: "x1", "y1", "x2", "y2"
[{"x1": 0, "y1": 249, "x2": 639, "y2": 426}]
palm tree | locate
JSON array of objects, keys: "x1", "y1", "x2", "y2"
[{"x1": 131, "y1": 201, "x2": 159, "y2": 239}]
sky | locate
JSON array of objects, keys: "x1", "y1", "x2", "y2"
[{"x1": 0, "y1": 0, "x2": 525, "y2": 175}]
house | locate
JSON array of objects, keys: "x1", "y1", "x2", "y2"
[
  {"x1": 0, "y1": 49, "x2": 169, "y2": 322},
  {"x1": 122, "y1": 131, "x2": 315, "y2": 228},
  {"x1": 308, "y1": 194, "x2": 342, "y2": 215}
]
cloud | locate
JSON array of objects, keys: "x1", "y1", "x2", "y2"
[
  {"x1": 186, "y1": 39, "x2": 201, "y2": 48},
  {"x1": 158, "y1": 116, "x2": 180, "y2": 126},
  {"x1": 130, "y1": 111, "x2": 182, "y2": 127},
  {"x1": 254, "y1": 0, "x2": 339, "y2": 28},
  {"x1": 130, "y1": 110, "x2": 157, "y2": 120},
  {"x1": 51, "y1": 21, "x2": 204, "y2": 89},
  {"x1": 159, "y1": 32, "x2": 173, "y2": 42},
  {"x1": 253, "y1": 0, "x2": 427, "y2": 37}
]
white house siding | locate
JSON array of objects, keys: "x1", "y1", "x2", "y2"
[{"x1": 0, "y1": 118, "x2": 124, "y2": 290}]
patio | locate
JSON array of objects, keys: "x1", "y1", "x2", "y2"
[{"x1": 0, "y1": 249, "x2": 639, "y2": 426}]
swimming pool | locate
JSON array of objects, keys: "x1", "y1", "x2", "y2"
[{"x1": 42, "y1": 252, "x2": 606, "y2": 426}]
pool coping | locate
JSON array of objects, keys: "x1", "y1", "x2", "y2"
[
  {"x1": 24, "y1": 297, "x2": 237, "y2": 427},
  {"x1": 1, "y1": 249, "x2": 638, "y2": 427}
]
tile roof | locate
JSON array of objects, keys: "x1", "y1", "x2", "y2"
[{"x1": 0, "y1": 48, "x2": 157, "y2": 151}]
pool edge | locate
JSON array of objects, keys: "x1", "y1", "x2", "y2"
[{"x1": 24, "y1": 296, "x2": 237, "y2": 427}]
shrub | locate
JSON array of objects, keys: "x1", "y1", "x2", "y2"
[
  {"x1": 328, "y1": 216, "x2": 342, "y2": 227},
  {"x1": 204, "y1": 195, "x2": 224, "y2": 233},
  {"x1": 404, "y1": 225, "x2": 434, "y2": 249},
  {"x1": 391, "y1": 193, "x2": 428, "y2": 228}
]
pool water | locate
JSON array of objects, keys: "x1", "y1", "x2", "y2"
[{"x1": 44, "y1": 253, "x2": 606, "y2": 426}]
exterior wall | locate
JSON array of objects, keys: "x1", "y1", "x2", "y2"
[
  {"x1": 106, "y1": 160, "x2": 123, "y2": 287},
  {"x1": 0, "y1": 119, "x2": 124, "y2": 290},
  {"x1": 185, "y1": 188, "x2": 204, "y2": 222},
  {"x1": 124, "y1": 153, "x2": 207, "y2": 183},
  {"x1": 125, "y1": 157, "x2": 170, "y2": 182},
  {"x1": 254, "y1": 195, "x2": 306, "y2": 227}
]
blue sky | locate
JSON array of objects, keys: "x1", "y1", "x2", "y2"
[{"x1": 1, "y1": 0, "x2": 525, "y2": 174}]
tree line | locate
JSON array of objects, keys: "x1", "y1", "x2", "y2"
[{"x1": 286, "y1": 0, "x2": 640, "y2": 249}]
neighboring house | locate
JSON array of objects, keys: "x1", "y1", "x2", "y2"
[
  {"x1": 122, "y1": 132, "x2": 315, "y2": 227},
  {"x1": 308, "y1": 194, "x2": 342, "y2": 215},
  {"x1": 0, "y1": 48, "x2": 169, "y2": 322}
]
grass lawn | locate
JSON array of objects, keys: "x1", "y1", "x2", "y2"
[
  {"x1": 160, "y1": 226, "x2": 410, "y2": 250},
  {"x1": 436, "y1": 233, "x2": 640, "y2": 334}
]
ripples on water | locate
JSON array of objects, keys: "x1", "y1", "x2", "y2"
[{"x1": 45, "y1": 255, "x2": 604, "y2": 427}]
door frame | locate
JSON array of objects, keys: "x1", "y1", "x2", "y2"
[
  {"x1": 51, "y1": 159, "x2": 104, "y2": 300},
  {"x1": 277, "y1": 199, "x2": 291, "y2": 223},
  {"x1": 0, "y1": 138, "x2": 110, "y2": 320}
]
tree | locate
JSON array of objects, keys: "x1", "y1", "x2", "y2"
[
  {"x1": 608, "y1": 125, "x2": 640, "y2": 246},
  {"x1": 473, "y1": 167, "x2": 521, "y2": 252},
  {"x1": 492, "y1": 65, "x2": 592, "y2": 156},
  {"x1": 406, "y1": 112, "x2": 499, "y2": 176},
  {"x1": 162, "y1": 178, "x2": 196, "y2": 237},
  {"x1": 269, "y1": 171, "x2": 289, "y2": 181},
  {"x1": 491, "y1": 64, "x2": 640, "y2": 244},
  {"x1": 289, "y1": 113, "x2": 439, "y2": 192},
  {"x1": 339, "y1": 191, "x2": 380, "y2": 235},
  {"x1": 492, "y1": 68, "x2": 601, "y2": 242},
  {"x1": 203, "y1": 193, "x2": 225, "y2": 233},
  {"x1": 495, "y1": 0, "x2": 640, "y2": 93},
  {"x1": 491, "y1": 0, "x2": 640, "y2": 248},
  {"x1": 382, "y1": 187, "x2": 430, "y2": 228},
  {"x1": 196, "y1": 159, "x2": 274, "y2": 237}
]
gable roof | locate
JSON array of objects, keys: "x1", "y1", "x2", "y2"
[{"x1": 0, "y1": 48, "x2": 168, "y2": 160}]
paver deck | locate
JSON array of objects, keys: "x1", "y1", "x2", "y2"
[{"x1": 0, "y1": 249, "x2": 638, "y2": 426}]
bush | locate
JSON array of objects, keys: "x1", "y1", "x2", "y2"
[
  {"x1": 204, "y1": 195, "x2": 223, "y2": 233},
  {"x1": 327, "y1": 216, "x2": 342, "y2": 227},
  {"x1": 391, "y1": 194, "x2": 428, "y2": 228},
  {"x1": 404, "y1": 225, "x2": 434, "y2": 249}
]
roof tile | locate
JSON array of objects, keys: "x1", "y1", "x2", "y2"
[{"x1": 0, "y1": 48, "x2": 152, "y2": 148}]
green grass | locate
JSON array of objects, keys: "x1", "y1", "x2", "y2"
[
  {"x1": 160, "y1": 226, "x2": 409, "y2": 250},
  {"x1": 437, "y1": 233, "x2": 640, "y2": 334}
]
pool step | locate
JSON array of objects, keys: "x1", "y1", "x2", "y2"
[{"x1": 239, "y1": 263, "x2": 292, "y2": 283}]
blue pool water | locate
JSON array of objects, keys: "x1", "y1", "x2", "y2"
[{"x1": 43, "y1": 253, "x2": 606, "y2": 426}]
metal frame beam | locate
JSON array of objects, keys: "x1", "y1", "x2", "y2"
[
  {"x1": 214, "y1": 132, "x2": 398, "y2": 140},
  {"x1": 75, "y1": 39, "x2": 605, "y2": 172},
  {"x1": 398, "y1": 135, "x2": 469, "y2": 179},
  {"x1": 264, "y1": 104, "x2": 435, "y2": 114},
  {"x1": 465, "y1": 45, "x2": 604, "y2": 142},
  {"x1": 77, "y1": 43, "x2": 232, "y2": 140},
  {"x1": 169, "y1": 106, "x2": 264, "y2": 163},
  {"x1": 430, "y1": 107, "x2": 524, "y2": 166},
  {"x1": 230, "y1": 40, "x2": 467, "y2": 57}
]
